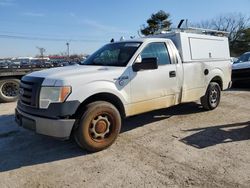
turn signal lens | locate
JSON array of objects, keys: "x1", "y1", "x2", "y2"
[{"x1": 59, "y1": 86, "x2": 71, "y2": 102}]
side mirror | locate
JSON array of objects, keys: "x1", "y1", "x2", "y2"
[{"x1": 132, "y1": 57, "x2": 158, "y2": 72}]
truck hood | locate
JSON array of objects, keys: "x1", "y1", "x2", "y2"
[{"x1": 27, "y1": 65, "x2": 126, "y2": 86}]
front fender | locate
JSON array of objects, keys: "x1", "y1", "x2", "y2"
[{"x1": 67, "y1": 80, "x2": 129, "y2": 106}]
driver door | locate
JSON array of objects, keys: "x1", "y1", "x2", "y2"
[{"x1": 128, "y1": 42, "x2": 179, "y2": 115}]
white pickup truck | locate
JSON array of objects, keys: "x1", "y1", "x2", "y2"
[{"x1": 15, "y1": 30, "x2": 232, "y2": 151}]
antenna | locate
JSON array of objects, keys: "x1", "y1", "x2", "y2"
[{"x1": 177, "y1": 19, "x2": 185, "y2": 29}]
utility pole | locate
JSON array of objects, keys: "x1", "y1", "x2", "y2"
[
  {"x1": 36, "y1": 47, "x2": 46, "y2": 60},
  {"x1": 66, "y1": 42, "x2": 70, "y2": 58}
]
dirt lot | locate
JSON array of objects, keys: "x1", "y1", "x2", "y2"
[{"x1": 0, "y1": 89, "x2": 250, "y2": 188}]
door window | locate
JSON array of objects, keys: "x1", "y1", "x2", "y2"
[{"x1": 141, "y1": 43, "x2": 171, "y2": 65}]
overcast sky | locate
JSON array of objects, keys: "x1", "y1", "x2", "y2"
[{"x1": 0, "y1": 0, "x2": 250, "y2": 58}]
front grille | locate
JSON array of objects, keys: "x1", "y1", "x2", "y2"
[
  {"x1": 19, "y1": 76, "x2": 44, "y2": 108},
  {"x1": 20, "y1": 80, "x2": 34, "y2": 106}
]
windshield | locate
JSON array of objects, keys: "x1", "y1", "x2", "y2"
[
  {"x1": 235, "y1": 53, "x2": 250, "y2": 64},
  {"x1": 82, "y1": 42, "x2": 142, "y2": 67}
]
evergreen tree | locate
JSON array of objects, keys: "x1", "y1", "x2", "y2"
[{"x1": 140, "y1": 10, "x2": 172, "y2": 36}]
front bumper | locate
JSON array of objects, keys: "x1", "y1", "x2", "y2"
[
  {"x1": 232, "y1": 68, "x2": 250, "y2": 82},
  {"x1": 15, "y1": 108, "x2": 75, "y2": 139}
]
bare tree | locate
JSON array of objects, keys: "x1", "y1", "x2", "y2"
[{"x1": 195, "y1": 13, "x2": 249, "y2": 40}]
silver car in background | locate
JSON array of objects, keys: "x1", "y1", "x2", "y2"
[{"x1": 232, "y1": 52, "x2": 250, "y2": 84}]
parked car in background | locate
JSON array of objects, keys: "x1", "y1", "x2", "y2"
[
  {"x1": 30, "y1": 59, "x2": 44, "y2": 68},
  {"x1": 9, "y1": 62, "x2": 21, "y2": 69},
  {"x1": 31, "y1": 59, "x2": 53, "y2": 68},
  {"x1": 0, "y1": 60, "x2": 10, "y2": 68},
  {"x1": 44, "y1": 61, "x2": 53, "y2": 67},
  {"x1": 232, "y1": 52, "x2": 250, "y2": 84},
  {"x1": 68, "y1": 61, "x2": 79, "y2": 66},
  {"x1": 51, "y1": 61, "x2": 64, "y2": 67},
  {"x1": 20, "y1": 61, "x2": 32, "y2": 68},
  {"x1": 60, "y1": 61, "x2": 78, "y2": 66},
  {"x1": 0, "y1": 60, "x2": 21, "y2": 69},
  {"x1": 11, "y1": 60, "x2": 21, "y2": 68}
]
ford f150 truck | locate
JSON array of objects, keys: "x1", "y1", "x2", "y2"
[{"x1": 15, "y1": 29, "x2": 232, "y2": 151}]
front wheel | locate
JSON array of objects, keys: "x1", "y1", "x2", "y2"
[
  {"x1": 74, "y1": 101, "x2": 121, "y2": 152},
  {"x1": 201, "y1": 82, "x2": 221, "y2": 110}
]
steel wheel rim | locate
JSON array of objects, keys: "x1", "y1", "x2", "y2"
[
  {"x1": 89, "y1": 113, "x2": 113, "y2": 142},
  {"x1": 1, "y1": 82, "x2": 19, "y2": 97},
  {"x1": 209, "y1": 87, "x2": 218, "y2": 106}
]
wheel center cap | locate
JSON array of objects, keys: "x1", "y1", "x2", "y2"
[
  {"x1": 212, "y1": 92, "x2": 217, "y2": 100},
  {"x1": 95, "y1": 120, "x2": 108, "y2": 134}
]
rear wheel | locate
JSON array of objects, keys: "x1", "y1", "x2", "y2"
[
  {"x1": 201, "y1": 82, "x2": 221, "y2": 110},
  {"x1": 0, "y1": 78, "x2": 20, "y2": 102},
  {"x1": 74, "y1": 101, "x2": 121, "y2": 152}
]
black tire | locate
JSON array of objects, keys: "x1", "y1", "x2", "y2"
[
  {"x1": 74, "y1": 101, "x2": 121, "y2": 152},
  {"x1": 0, "y1": 78, "x2": 20, "y2": 102},
  {"x1": 201, "y1": 82, "x2": 221, "y2": 110}
]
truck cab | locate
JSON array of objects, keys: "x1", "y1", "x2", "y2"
[{"x1": 15, "y1": 30, "x2": 232, "y2": 151}]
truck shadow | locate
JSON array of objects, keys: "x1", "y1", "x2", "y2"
[
  {"x1": 0, "y1": 102, "x2": 204, "y2": 172},
  {"x1": 180, "y1": 121, "x2": 250, "y2": 149},
  {"x1": 0, "y1": 115, "x2": 86, "y2": 172}
]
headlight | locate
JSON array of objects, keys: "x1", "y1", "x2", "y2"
[{"x1": 39, "y1": 86, "x2": 71, "y2": 109}]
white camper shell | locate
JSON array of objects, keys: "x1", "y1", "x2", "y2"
[{"x1": 155, "y1": 31, "x2": 230, "y2": 63}]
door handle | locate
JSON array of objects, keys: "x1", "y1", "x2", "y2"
[{"x1": 169, "y1": 71, "x2": 176, "y2": 78}]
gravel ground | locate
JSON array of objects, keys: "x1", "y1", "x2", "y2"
[{"x1": 0, "y1": 89, "x2": 249, "y2": 188}]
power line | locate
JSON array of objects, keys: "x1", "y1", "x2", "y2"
[
  {"x1": 0, "y1": 34, "x2": 106, "y2": 43},
  {"x1": 0, "y1": 30, "x2": 107, "y2": 40}
]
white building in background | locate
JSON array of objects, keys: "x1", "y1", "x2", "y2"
[{"x1": 11, "y1": 57, "x2": 50, "y2": 62}]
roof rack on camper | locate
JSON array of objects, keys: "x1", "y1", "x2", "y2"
[
  {"x1": 154, "y1": 27, "x2": 229, "y2": 37},
  {"x1": 154, "y1": 19, "x2": 229, "y2": 37}
]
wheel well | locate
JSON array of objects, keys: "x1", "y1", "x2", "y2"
[
  {"x1": 211, "y1": 76, "x2": 223, "y2": 89},
  {"x1": 72, "y1": 93, "x2": 126, "y2": 119}
]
